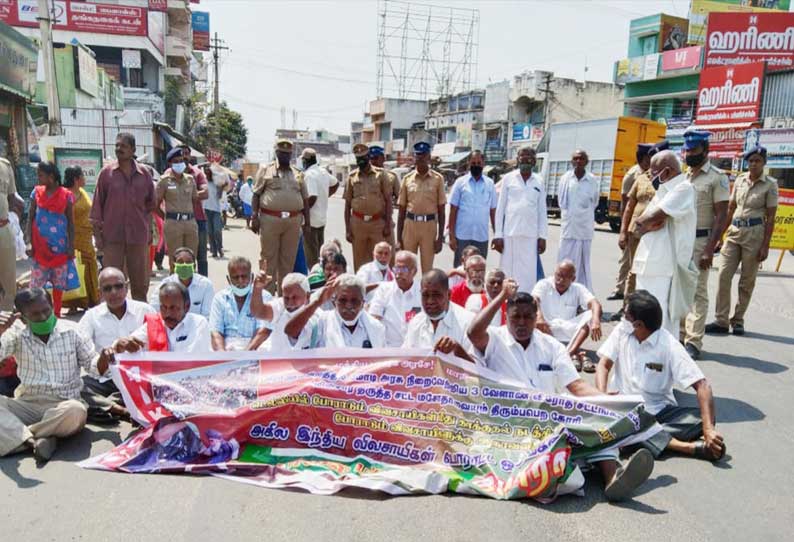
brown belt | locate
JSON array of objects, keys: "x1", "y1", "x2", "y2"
[
  {"x1": 260, "y1": 209, "x2": 301, "y2": 218},
  {"x1": 352, "y1": 211, "x2": 383, "y2": 222}
]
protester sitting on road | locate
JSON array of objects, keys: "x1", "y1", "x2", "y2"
[
  {"x1": 209, "y1": 257, "x2": 272, "y2": 351},
  {"x1": 356, "y1": 241, "x2": 394, "y2": 302},
  {"x1": 468, "y1": 279, "x2": 654, "y2": 502},
  {"x1": 532, "y1": 260, "x2": 603, "y2": 373},
  {"x1": 78, "y1": 267, "x2": 155, "y2": 422},
  {"x1": 117, "y1": 281, "x2": 211, "y2": 353},
  {"x1": 307, "y1": 239, "x2": 343, "y2": 290},
  {"x1": 368, "y1": 250, "x2": 422, "y2": 347},
  {"x1": 0, "y1": 288, "x2": 112, "y2": 463},
  {"x1": 595, "y1": 290, "x2": 726, "y2": 462},
  {"x1": 447, "y1": 245, "x2": 481, "y2": 289},
  {"x1": 150, "y1": 247, "x2": 214, "y2": 318},
  {"x1": 284, "y1": 274, "x2": 385, "y2": 348},
  {"x1": 449, "y1": 254, "x2": 486, "y2": 307},
  {"x1": 403, "y1": 269, "x2": 475, "y2": 362},
  {"x1": 464, "y1": 268, "x2": 507, "y2": 328},
  {"x1": 251, "y1": 272, "x2": 317, "y2": 351}
]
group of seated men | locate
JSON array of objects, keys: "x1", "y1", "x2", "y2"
[{"x1": 0, "y1": 241, "x2": 725, "y2": 502}]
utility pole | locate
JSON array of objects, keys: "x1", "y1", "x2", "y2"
[
  {"x1": 540, "y1": 73, "x2": 554, "y2": 133},
  {"x1": 37, "y1": 0, "x2": 61, "y2": 135},
  {"x1": 210, "y1": 32, "x2": 229, "y2": 115}
]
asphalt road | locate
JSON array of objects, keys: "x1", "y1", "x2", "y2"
[{"x1": 2, "y1": 195, "x2": 793, "y2": 541}]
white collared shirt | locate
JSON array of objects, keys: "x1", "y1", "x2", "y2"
[
  {"x1": 597, "y1": 324, "x2": 705, "y2": 415},
  {"x1": 558, "y1": 170, "x2": 600, "y2": 240},
  {"x1": 304, "y1": 164, "x2": 339, "y2": 227},
  {"x1": 78, "y1": 299, "x2": 156, "y2": 351},
  {"x1": 463, "y1": 293, "x2": 504, "y2": 328},
  {"x1": 259, "y1": 298, "x2": 319, "y2": 351},
  {"x1": 477, "y1": 327, "x2": 579, "y2": 394},
  {"x1": 531, "y1": 277, "x2": 594, "y2": 321},
  {"x1": 130, "y1": 313, "x2": 212, "y2": 352},
  {"x1": 356, "y1": 261, "x2": 394, "y2": 302},
  {"x1": 368, "y1": 280, "x2": 422, "y2": 347},
  {"x1": 315, "y1": 310, "x2": 378, "y2": 348},
  {"x1": 494, "y1": 170, "x2": 548, "y2": 239},
  {"x1": 151, "y1": 274, "x2": 215, "y2": 318},
  {"x1": 403, "y1": 302, "x2": 474, "y2": 352},
  {"x1": 632, "y1": 174, "x2": 696, "y2": 277}
]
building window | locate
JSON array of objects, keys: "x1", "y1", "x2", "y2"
[
  {"x1": 640, "y1": 35, "x2": 657, "y2": 56},
  {"x1": 472, "y1": 94, "x2": 483, "y2": 109}
]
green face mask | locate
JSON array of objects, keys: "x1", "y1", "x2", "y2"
[
  {"x1": 28, "y1": 313, "x2": 57, "y2": 336},
  {"x1": 174, "y1": 263, "x2": 194, "y2": 281}
]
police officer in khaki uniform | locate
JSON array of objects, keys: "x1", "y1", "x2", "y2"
[
  {"x1": 344, "y1": 143, "x2": 392, "y2": 271},
  {"x1": 0, "y1": 157, "x2": 20, "y2": 311},
  {"x1": 707, "y1": 145, "x2": 779, "y2": 336},
  {"x1": 157, "y1": 147, "x2": 199, "y2": 272},
  {"x1": 251, "y1": 139, "x2": 310, "y2": 294},
  {"x1": 680, "y1": 130, "x2": 730, "y2": 360},
  {"x1": 368, "y1": 144, "x2": 399, "y2": 262},
  {"x1": 397, "y1": 141, "x2": 446, "y2": 272}
]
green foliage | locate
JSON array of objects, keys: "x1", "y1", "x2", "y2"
[{"x1": 194, "y1": 101, "x2": 248, "y2": 164}]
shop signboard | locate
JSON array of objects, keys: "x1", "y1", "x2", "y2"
[
  {"x1": 707, "y1": 124, "x2": 755, "y2": 158},
  {"x1": 54, "y1": 148, "x2": 103, "y2": 193},
  {"x1": 744, "y1": 128, "x2": 794, "y2": 169},
  {"x1": 512, "y1": 123, "x2": 531, "y2": 143},
  {"x1": 74, "y1": 45, "x2": 98, "y2": 97},
  {"x1": 0, "y1": 17, "x2": 37, "y2": 99},
  {"x1": 705, "y1": 12, "x2": 794, "y2": 72},
  {"x1": 661, "y1": 46, "x2": 702, "y2": 72},
  {"x1": 192, "y1": 11, "x2": 210, "y2": 51},
  {"x1": 695, "y1": 63, "x2": 764, "y2": 125},
  {"x1": 148, "y1": 0, "x2": 167, "y2": 12},
  {"x1": 688, "y1": 0, "x2": 790, "y2": 46},
  {"x1": 1, "y1": 1, "x2": 148, "y2": 37}
]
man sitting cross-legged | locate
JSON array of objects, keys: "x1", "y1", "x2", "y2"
[
  {"x1": 250, "y1": 272, "x2": 318, "y2": 352},
  {"x1": 368, "y1": 250, "x2": 422, "y2": 347}
]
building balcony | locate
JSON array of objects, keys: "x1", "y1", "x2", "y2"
[
  {"x1": 166, "y1": 33, "x2": 192, "y2": 60},
  {"x1": 614, "y1": 45, "x2": 702, "y2": 85},
  {"x1": 123, "y1": 87, "x2": 166, "y2": 119}
]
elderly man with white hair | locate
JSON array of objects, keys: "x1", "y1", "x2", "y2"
[
  {"x1": 285, "y1": 274, "x2": 385, "y2": 348},
  {"x1": 250, "y1": 272, "x2": 316, "y2": 351},
  {"x1": 368, "y1": 250, "x2": 422, "y2": 347},
  {"x1": 356, "y1": 241, "x2": 394, "y2": 302}
]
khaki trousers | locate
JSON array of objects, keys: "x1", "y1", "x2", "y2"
[
  {"x1": 259, "y1": 214, "x2": 301, "y2": 294},
  {"x1": 102, "y1": 242, "x2": 150, "y2": 301},
  {"x1": 684, "y1": 237, "x2": 711, "y2": 350},
  {"x1": 714, "y1": 225, "x2": 765, "y2": 327},
  {"x1": 0, "y1": 394, "x2": 87, "y2": 456},
  {"x1": 623, "y1": 234, "x2": 641, "y2": 297},
  {"x1": 350, "y1": 216, "x2": 387, "y2": 271},
  {"x1": 0, "y1": 226, "x2": 16, "y2": 311},
  {"x1": 164, "y1": 218, "x2": 199, "y2": 272},
  {"x1": 614, "y1": 243, "x2": 631, "y2": 294},
  {"x1": 403, "y1": 219, "x2": 437, "y2": 272}
]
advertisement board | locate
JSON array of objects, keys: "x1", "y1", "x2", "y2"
[
  {"x1": 695, "y1": 63, "x2": 764, "y2": 125},
  {"x1": 53, "y1": 148, "x2": 104, "y2": 193},
  {"x1": 660, "y1": 15, "x2": 688, "y2": 51},
  {"x1": 192, "y1": 11, "x2": 210, "y2": 51},
  {"x1": 661, "y1": 46, "x2": 702, "y2": 72},
  {"x1": 771, "y1": 189, "x2": 794, "y2": 251},
  {"x1": 74, "y1": 45, "x2": 98, "y2": 97},
  {"x1": 147, "y1": 10, "x2": 165, "y2": 55},
  {"x1": 706, "y1": 124, "x2": 756, "y2": 158},
  {"x1": 744, "y1": 128, "x2": 794, "y2": 169},
  {"x1": 705, "y1": 12, "x2": 794, "y2": 72},
  {"x1": 148, "y1": 0, "x2": 167, "y2": 12},
  {"x1": 0, "y1": 0, "x2": 147, "y2": 37},
  {"x1": 688, "y1": 0, "x2": 791, "y2": 46},
  {"x1": 512, "y1": 123, "x2": 531, "y2": 143},
  {"x1": 0, "y1": 16, "x2": 37, "y2": 100}
]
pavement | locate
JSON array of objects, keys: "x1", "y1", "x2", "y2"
[{"x1": 2, "y1": 194, "x2": 794, "y2": 541}]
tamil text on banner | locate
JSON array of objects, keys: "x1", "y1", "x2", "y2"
[
  {"x1": 53, "y1": 148, "x2": 103, "y2": 194},
  {"x1": 688, "y1": 0, "x2": 791, "y2": 46},
  {"x1": 771, "y1": 188, "x2": 794, "y2": 251},
  {"x1": 192, "y1": 11, "x2": 210, "y2": 52},
  {"x1": 0, "y1": 0, "x2": 147, "y2": 37},
  {"x1": 80, "y1": 350, "x2": 659, "y2": 501},
  {"x1": 695, "y1": 63, "x2": 764, "y2": 125},
  {"x1": 704, "y1": 12, "x2": 794, "y2": 72}
]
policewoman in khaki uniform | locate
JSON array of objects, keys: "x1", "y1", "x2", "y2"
[
  {"x1": 157, "y1": 147, "x2": 199, "y2": 272},
  {"x1": 707, "y1": 145, "x2": 778, "y2": 336},
  {"x1": 344, "y1": 143, "x2": 392, "y2": 271},
  {"x1": 680, "y1": 130, "x2": 730, "y2": 360},
  {"x1": 250, "y1": 139, "x2": 310, "y2": 294},
  {"x1": 397, "y1": 142, "x2": 446, "y2": 272},
  {"x1": 368, "y1": 144, "x2": 400, "y2": 261}
]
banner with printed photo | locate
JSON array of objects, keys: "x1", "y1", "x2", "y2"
[{"x1": 80, "y1": 350, "x2": 659, "y2": 501}]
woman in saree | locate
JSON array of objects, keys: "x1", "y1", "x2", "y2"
[{"x1": 62, "y1": 166, "x2": 99, "y2": 309}]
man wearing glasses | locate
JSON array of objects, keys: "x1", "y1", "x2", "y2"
[
  {"x1": 367, "y1": 250, "x2": 422, "y2": 347},
  {"x1": 78, "y1": 267, "x2": 155, "y2": 422}
]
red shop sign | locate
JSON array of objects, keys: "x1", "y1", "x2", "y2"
[
  {"x1": 661, "y1": 46, "x2": 702, "y2": 71},
  {"x1": 695, "y1": 63, "x2": 764, "y2": 125},
  {"x1": 705, "y1": 12, "x2": 794, "y2": 72},
  {"x1": 0, "y1": 0, "x2": 147, "y2": 37}
]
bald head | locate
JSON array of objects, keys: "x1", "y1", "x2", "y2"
[
  {"x1": 98, "y1": 267, "x2": 128, "y2": 309},
  {"x1": 553, "y1": 259, "x2": 577, "y2": 294},
  {"x1": 98, "y1": 266, "x2": 126, "y2": 283},
  {"x1": 556, "y1": 259, "x2": 576, "y2": 276},
  {"x1": 422, "y1": 269, "x2": 449, "y2": 291},
  {"x1": 650, "y1": 150, "x2": 681, "y2": 178}
]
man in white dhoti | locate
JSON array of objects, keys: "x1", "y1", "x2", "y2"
[
  {"x1": 492, "y1": 146, "x2": 547, "y2": 293},
  {"x1": 632, "y1": 150, "x2": 696, "y2": 338},
  {"x1": 557, "y1": 150, "x2": 600, "y2": 292}
]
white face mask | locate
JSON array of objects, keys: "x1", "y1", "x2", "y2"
[
  {"x1": 375, "y1": 260, "x2": 389, "y2": 271},
  {"x1": 172, "y1": 162, "x2": 186, "y2": 174},
  {"x1": 427, "y1": 310, "x2": 447, "y2": 322},
  {"x1": 340, "y1": 312, "x2": 361, "y2": 327}
]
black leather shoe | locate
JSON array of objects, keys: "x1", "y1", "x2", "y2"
[
  {"x1": 609, "y1": 309, "x2": 625, "y2": 322},
  {"x1": 685, "y1": 343, "x2": 701, "y2": 360},
  {"x1": 705, "y1": 322, "x2": 730, "y2": 334},
  {"x1": 607, "y1": 291, "x2": 624, "y2": 301},
  {"x1": 732, "y1": 324, "x2": 745, "y2": 336}
]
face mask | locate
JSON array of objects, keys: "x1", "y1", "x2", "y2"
[
  {"x1": 519, "y1": 163, "x2": 533, "y2": 175},
  {"x1": 356, "y1": 157, "x2": 369, "y2": 169},
  {"x1": 171, "y1": 162, "x2": 186, "y2": 174},
  {"x1": 229, "y1": 282, "x2": 252, "y2": 297},
  {"x1": 427, "y1": 310, "x2": 447, "y2": 322},
  {"x1": 685, "y1": 153, "x2": 706, "y2": 168},
  {"x1": 174, "y1": 263, "x2": 194, "y2": 281},
  {"x1": 340, "y1": 313, "x2": 361, "y2": 327},
  {"x1": 375, "y1": 260, "x2": 389, "y2": 271},
  {"x1": 470, "y1": 165, "x2": 483, "y2": 178},
  {"x1": 28, "y1": 313, "x2": 57, "y2": 336},
  {"x1": 247, "y1": 179, "x2": 253, "y2": 186}
]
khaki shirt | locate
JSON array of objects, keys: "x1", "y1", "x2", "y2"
[
  {"x1": 156, "y1": 172, "x2": 198, "y2": 214},
  {"x1": 730, "y1": 173, "x2": 779, "y2": 221},
  {"x1": 627, "y1": 171, "x2": 656, "y2": 234},
  {"x1": 344, "y1": 166, "x2": 390, "y2": 216},
  {"x1": 384, "y1": 169, "x2": 400, "y2": 201},
  {"x1": 0, "y1": 158, "x2": 17, "y2": 221},
  {"x1": 253, "y1": 162, "x2": 307, "y2": 212},
  {"x1": 621, "y1": 163, "x2": 646, "y2": 196},
  {"x1": 687, "y1": 162, "x2": 730, "y2": 230},
  {"x1": 398, "y1": 169, "x2": 446, "y2": 215}
]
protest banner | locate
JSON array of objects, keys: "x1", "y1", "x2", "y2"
[{"x1": 81, "y1": 349, "x2": 659, "y2": 501}]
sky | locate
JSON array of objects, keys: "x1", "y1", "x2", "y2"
[{"x1": 198, "y1": 0, "x2": 690, "y2": 161}]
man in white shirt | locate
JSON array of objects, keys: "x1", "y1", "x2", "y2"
[
  {"x1": 532, "y1": 260, "x2": 602, "y2": 372},
  {"x1": 356, "y1": 241, "x2": 394, "y2": 302},
  {"x1": 468, "y1": 280, "x2": 655, "y2": 502},
  {"x1": 632, "y1": 150, "x2": 696, "y2": 337},
  {"x1": 492, "y1": 145, "x2": 548, "y2": 293},
  {"x1": 403, "y1": 269, "x2": 475, "y2": 362},
  {"x1": 116, "y1": 282, "x2": 211, "y2": 353},
  {"x1": 202, "y1": 165, "x2": 228, "y2": 258},
  {"x1": 302, "y1": 148, "x2": 339, "y2": 267},
  {"x1": 239, "y1": 177, "x2": 254, "y2": 229},
  {"x1": 464, "y1": 268, "x2": 506, "y2": 328},
  {"x1": 251, "y1": 272, "x2": 317, "y2": 351},
  {"x1": 79, "y1": 267, "x2": 155, "y2": 421},
  {"x1": 369, "y1": 250, "x2": 422, "y2": 347},
  {"x1": 596, "y1": 290, "x2": 725, "y2": 462},
  {"x1": 557, "y1": 150, "x2": 600, "y2": 291},
  {"x1": 284, "y1": 274, "x2": 385, "y2": 348},
  {"x1": 150, "y1": 247, "x2": 214, "y2": 318}
]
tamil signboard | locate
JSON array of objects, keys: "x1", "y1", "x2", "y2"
[
  {"x1": 0, "y1": 17, "x2": 37, "y2": 100},
  {"x1": 705, "y1": 12, "x2": 794, "y2": 73},
  {"x1": 688, "y1": 0, "x2": 791, "y2": 46},
  {"x1": 74, "y1": 45, "x2": 98, "y2": 97},
  {"x1": 695, "y1": 63, "x2": 764, "y2": 125},
  {"x1": 744, "y1": 128, "x2": 794, "y2": 169},
  {"x1": 771, "y1": 188, "x2": 794, "y2": 251},
  {"x1": 148, "y1": 0, "x2": 167, "y2": 12},
  {"x1": 0, "y1": 0, "x2": 148, "y2": 37},
  {"x1": 661, "y1": 46, "x2": 702, "y2": 72},
  {"x1": 512, "y1": 123, "x2": 531, "y2": 143},
  {"x1": 192, "y1": 11, "x2": 210, "y2": 51},
  {"x1": 53, "y1": 148, "x2": 104, "y2": 193},
  {"x1": 700, "y1": 123, "x2": 757, "y2": 158}
]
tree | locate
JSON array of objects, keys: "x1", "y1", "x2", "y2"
[
  {"x1": 194, "y1": 101, "x2": 248, "y2": 165},
  {"x1": 163, "y1": 77, "x2": 207, "y2": 136}
]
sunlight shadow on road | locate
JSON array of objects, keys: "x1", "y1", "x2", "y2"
[
  {"x1": 52, "y1": 426, "x2": 124, "y2": 463},
  {"x1": 701, "y1": 352, "x2": 788, "y2": 374},
  {"x1": 740, "y1": 331, "x2": 794, "y2": 347},
  {"x1": 674, "y1": 390, "x2": 764, "y2": 424},
  {"x1": 0, "y1": 455, "x2": 43, "y2": 489}
]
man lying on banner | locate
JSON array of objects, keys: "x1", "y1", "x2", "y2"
[
  {"x1": 78, "y1": 267, "x2": 155, "y2": 423},
  {"x1": 463, "y1": 268, "x2": 507, "y2": 328},
  {"x1": 468, "y1": 279, "x2": 654, "y2": 502},
  {"x1": 532, "y1": 260, "x2": 603, "y2": 373},
  {"x1": 209, "y1": 256, "x2": 272, "y2": 351},
  {"x1": 595, "y1": 290, "x2": 726, "y2": 462},
  {"x1": 250, "y1": 270, "x2": 317, "y2": 351},
  {"x1": 367, "y1": 250, "x2": 422, "y2": 347},
  {"x1": 284, "y1": 274, "x2": 386, "y2": 348},
  {"x1": 0, "y1": 288, "x2": 112, "y2": 463},
  {"x1": 402, "y1": 269, "x2": 475, "y2": 362},
  {"x1": 114, "y1": 282, "x2": 211, "y2": 353}
]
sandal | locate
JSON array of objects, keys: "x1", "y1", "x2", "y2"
[
  {"x1": 579, "y1": 351, "x2": 596, "y2": 373},
  {"x1": 693, "y1": 440, "x2": 726, "y2": 462},
  {"x1": 570, "y1": 353, "x2": 583, "y2": 372}
]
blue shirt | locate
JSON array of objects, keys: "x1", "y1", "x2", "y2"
[
  {"x1": 209, "y1": 288, "x2": 273, "y2": 339},
  {"x1": 449, "y1": 174, "x2": 497, "y2": 242}
]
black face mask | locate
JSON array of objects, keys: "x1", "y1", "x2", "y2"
[
  {"x1": 685, "y1": 153, "x2": 706, "y2": 168},
  {"x1": 356, "y1": 157, "x2": 369, "y2": 169},
  {"x1": 470, "y1": 165, "x2": 483, "y2": 178}
]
